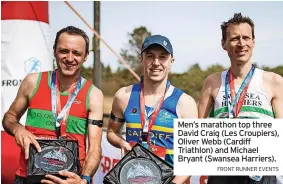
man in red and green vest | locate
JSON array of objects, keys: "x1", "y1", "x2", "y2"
[{"x1": 2, "y1": 26, "x2": 104, "y2": 184}]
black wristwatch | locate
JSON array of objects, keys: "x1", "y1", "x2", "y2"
[{"x1": 81, "y1": 175, "x2": 92, "y2": 184}]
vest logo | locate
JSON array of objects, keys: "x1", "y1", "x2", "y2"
[
  {"x1": 25, "y1": 57, "x2": 41, "y2": 74},
  {"x1": 74, "y1": 99, "x2": 81, "y2": 104},
  {"x1": 130, "y1": 107, "x2": 138, "y2": 115},
  {"x1": 221, "y1": 92, "x2": 263, "y2": 107},
  {"x1": 158, "y1": 109, "x2": 173, "y2": 123},
  {"x1": 132, "y1": 108, "x2": 137, "y2": 114}
]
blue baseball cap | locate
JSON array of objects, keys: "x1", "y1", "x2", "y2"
[{"x1": 141, "y1": 35, "x2": 173, "y2": 55}]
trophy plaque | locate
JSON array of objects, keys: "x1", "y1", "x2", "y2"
[
  {"x1": 103, "y1": 143, "x2": 174, "y2": 184},
  {"x1": 27, "y1": 139, "x2": 80, "y2": 184}
]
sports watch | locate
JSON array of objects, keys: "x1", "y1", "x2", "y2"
[{"x1": 81, "y1": 175, "x2": 92, "y2": 184}]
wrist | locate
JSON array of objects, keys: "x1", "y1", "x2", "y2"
[
  {"x1": 81, "y1": 175, "x2": 92, "y2": 184},
  {"x1": 81, "y1": 178, "x2": 88, "y2": 184},
  {"x1": 120, "y1": 139, "x2": 127, "y2": 148},
  {"x1": 13, "y1": 124, "x2": 24, "y2": 136}
]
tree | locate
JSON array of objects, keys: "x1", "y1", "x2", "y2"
[
  {"x1": 103, "y1": 65, "x2": 112, "y2": 79},
  {"x1": 120, "y1": 26, "x2": 152, "y2": 76}
]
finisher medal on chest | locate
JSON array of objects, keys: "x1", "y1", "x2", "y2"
[
  {"x1": 139, "y1": 78, "x2": 170, "y2": 151},
  {"x1": 27, "y1": 70, "x2": 81, "y2": 183},
  {"x1": 225, "y1": 65, "x2": 255, "y2": 118}
]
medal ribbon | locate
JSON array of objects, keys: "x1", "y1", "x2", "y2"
[
  {"x1": 51, "y1": 70, "x2": 82, "y2": 138},
  {"x1": 225, "y1": 65, "x2": 255, "y2": 118},
  {"x1": 140, "y1": 77, "x2": 170, "y2": 145}
]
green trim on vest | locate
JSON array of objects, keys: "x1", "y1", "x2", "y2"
[
  {"x1": 214, "y1": 106, "x2": 274, "y2": 118},
  {"x1": 25, "y1": 108, "x2": 87, "y2": 135},
  {"x1": 48, "y1": 70, "x2": 51, "y2": 87},
  {"x1": 208, "y1": 106, "x2": 214, "y2": 117},
  {"x1": 86, "y1": 84, "x2": 94, "y2": 111},
  {"x1": 29, "y1": 73, "x2": 42, "y2": 101},
  {"x1": 218, "y1": 116, "x2": 261, "y2": 119}
]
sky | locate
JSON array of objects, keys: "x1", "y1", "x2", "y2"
[{"x1": 49, "y1": 1, "x2": 283, "y2": 73}]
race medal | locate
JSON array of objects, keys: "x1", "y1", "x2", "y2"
[
  {"x1": 225, "y1": 65, "x2": 255, "y2": 118},
  {"x1": 139, "y1": 78, "x2": 170, "y2": 154}
]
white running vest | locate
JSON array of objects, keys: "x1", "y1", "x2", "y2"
[{"x1": 212, "y1": 68, "x2": 274, "y2": 119}]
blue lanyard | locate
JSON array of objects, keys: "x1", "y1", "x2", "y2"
[
  {"x1": 225, "y1": 65, "x2": 255, "y2": 118},
  {"x1": 51, "y1": 70, "x2": 82, "y2": 133}
]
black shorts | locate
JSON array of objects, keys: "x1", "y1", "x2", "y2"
[
  {"x1": 14, "y1": 175, "x2": 42, "y2": 184},
  {"x1": 14, "y1": 175, "x2": 26, "y2": 184},
  {"x1": 207, "y1": 176, "x2": 277, "y2": 184}
]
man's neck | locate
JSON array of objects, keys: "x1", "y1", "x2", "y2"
[
  {"x1": 230, "y1": 61, "x2": 252, "y2": 81},
  {"x1": 57, "y1": 70, "x2": 80, "y2": 92},
  {"x1": 143, "y1": 76, "x2": 168, "y2": 96}
]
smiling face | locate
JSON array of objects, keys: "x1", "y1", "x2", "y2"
[
  {"x1": 141, "y1": 44, "x2": 174, "y2": 83},
  {"x1": 54, "y1": 32, "x2": 88, "y2": 76},
  {"x1": 222, "y1": 23, "x2": 255, "y2": 65}
]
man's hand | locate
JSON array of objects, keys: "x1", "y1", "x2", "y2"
[
  {"x1": 120, "y1": 141, "x2": 132, "y2": 156},
  {"x1": 41, "y1": 171, "x2": 85, "y2": 184},
  {"x1": 14, "y1": 126, "x2": 41, "y2": 159}
]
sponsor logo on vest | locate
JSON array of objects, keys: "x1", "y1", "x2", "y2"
[
  {"x1": 25, "y1": 57, "x2": 41, "y2": 74},
  {"x1": 74, "y1": 99, "x2": 81, "y2": 104},
  {"x1": 132, "y1": 108, "x2": 137, "y2": 114},
  {"x1": 130, "y1": 107, "x2": 138, "y2": 115},
  {"x1": 159, "y1": 109, "x2": 174, "y2": 123}
]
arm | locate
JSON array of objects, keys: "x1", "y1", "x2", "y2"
[
  {"x1": 2, "y1": 73, "x2": 41, "y2": 159},
  {"x1": 198, "y1": 74, "x2": 220, "y2": 118},
  {"x1": 106, "y1": 87, "x2": 132, "y2": 153},
  {"x1": 172, "y1": 93, "x2": 198, "y2": 184},
  {"x1": 270, "y1": 73, "x2": 283, "y2": 118},
  {"x1": 81, "y1": 87, "x2": 104, "y2": 179}
]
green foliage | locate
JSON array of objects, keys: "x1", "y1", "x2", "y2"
[
  {"x1": 83, "y1": 25, "x2": 283, "y2": 101},
  {"x1": 169, "y1": 64, "x2": 225, "y2": 101},
  {"x1": 81, "y1": 63, "x2": 282, "y2": 102},
  {"x1": 81, "y1": 66, "x2": 93, "y2": 82},
  {"x1": 120, "y1": 26, "x2": 152, "y2": 76},
  {"x1": 262, "y1": 66, "x2": 283, "y2": 76}
]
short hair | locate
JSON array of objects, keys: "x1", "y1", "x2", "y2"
[
  {"x1": 221, "y1": 13, "x2": 255, "y2": 41},
  {"x1": 53, "y1": 26, "x2": 89, "y2": 55}
]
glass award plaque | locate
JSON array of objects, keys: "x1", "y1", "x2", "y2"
[
  {"x1": 103, "y1": 143, "x2": 174, "y2": 184},
  {"x1": 27, "y1": 139, "x2": 80, "y2": 184}
]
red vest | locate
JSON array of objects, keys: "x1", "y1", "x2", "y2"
[{"x1": 16, "y1": 71, "x2": 93, "y2": 177}]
